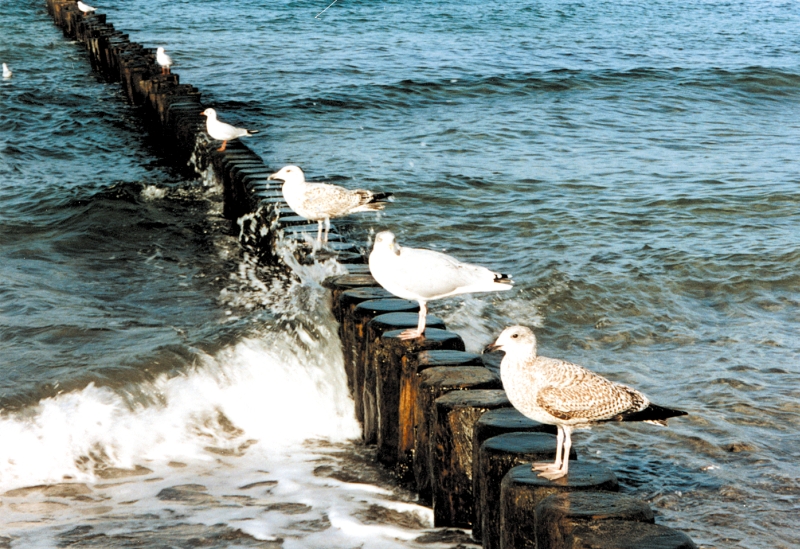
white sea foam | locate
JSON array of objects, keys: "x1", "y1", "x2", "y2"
[{"x1": 0, "y1": 249, "x2": 447, "y2": 548}]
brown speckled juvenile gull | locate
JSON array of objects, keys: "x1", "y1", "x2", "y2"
[
  {"x1": 487, "y1": 326, "x2": 687, "y2": 480},
  {"x1": 370, "y1": 231, "x2": 513, "y2": 340},
  {"x1": 268, "y1": 165, "x2": 393, "y2": 244}
]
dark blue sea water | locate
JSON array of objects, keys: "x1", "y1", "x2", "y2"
[{"x1": 1, "y1": 0, "x2": 799, "y2": 547}]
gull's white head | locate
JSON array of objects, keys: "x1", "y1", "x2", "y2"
[
  {"x1": 488, "y1": 325, "x2": 538, "y2": 358},
  {"x1": 200, "y1": 108, "x2": 217, "y2": 119},
  {"x1": 2, "y1": 63, "x2": 11, "y2": 78},
  {"x1": 157, "y1": 47, "x2": 165, "y2": 54},
  {"x1": 267, "y1": 165, "x2": 306, "y2": 184},
  {"x1": 372, "y1": 231, "x2": 400, "y2": 255}
]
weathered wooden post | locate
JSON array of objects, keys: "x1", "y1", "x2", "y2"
[
  {"x1": 336, "y1": 289, "x2": 399, "y2": 398},
  {"x1": 350, "y1": 298, "x2": 418, "y2": 424},
  {"x1": 362, "y1": 313, "x2": 446, "y2": 444},
  {"x1": 478, "y1": 432, "x2": 578, "y2": 549},
  {"x1": 431, "y1": 389, "x2": 509, "y2": 527},
  {"x1": 374, "y1": 329, "x2": 466, "y2": 475},
  {"x1": 414, "y1": 366, "x2": 501, "y2": 503},
  {"x1": 500, "y1": 463, "x2": 620, "y2": 549},
  {"x1": 535, "y1": 491, "x2": 655, "y2": 549},
  {"x1": 322, "y1": 274, "x2": 378, "y2": 321},
  {"x1": 472, "y1": 411, "x2": 557, "y2": 542}
]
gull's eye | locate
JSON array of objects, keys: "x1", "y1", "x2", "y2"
[{"x1": 511, "y1": 333, "x2": 519, "y2": 339}]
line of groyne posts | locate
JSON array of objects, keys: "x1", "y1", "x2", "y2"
[{"x1": 45, "y1": 2, "x2": 698, "y2": 548}]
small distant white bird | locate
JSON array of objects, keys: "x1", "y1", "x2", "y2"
[
  {"x1": 267, "y1": 165, "x2": 394, "y2": 245},
  {"x1": 156, "y1": 47, "x2": 173, "y2": 75},
  {"x1": 2, "y1": 63, "x2": 11, "y2": 79},
  {"x1": 369, "y1": 231, "x2": 513, "y2": 339},
  {"x1": 77, "y1": 1, "x2": 97, "y2": 14},
  {"x1": 200, "y1": 108, "x2": 259, "y2": 152},
  {"x1": 486, "y1": 326, "x2": 687, "y2": 480}
]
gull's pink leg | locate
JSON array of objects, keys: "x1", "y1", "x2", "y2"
[
  {"x1": 399, "y1": 302, "x2": 426, "y2": 340},
  {"x1": 534, "y1": 424, "x2": 564, "y2": 473},
  {"x1": 540, "y1": 426, "x2": 572, "y2": 480}
]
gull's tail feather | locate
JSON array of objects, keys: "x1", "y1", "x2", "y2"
[
  {"x1": 371, "y1": 191, "x2": 394, "y2": 203},
  {"x1": 352, "y1": 190, "x2": 394, "y2": 212},
  {"x1": 611, "y1": 403, "x2": 687, "y2": 425},
  {"x1": 494, "y1": 273, "x2": 513, "y2": 286},
  {"x1": 246, "y1": 129, "x2": 260, "y2": 136}
]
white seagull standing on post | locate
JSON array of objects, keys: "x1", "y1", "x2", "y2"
[
  {"x1": 486, "y1": 325, "x2": 687, "y2": 480},
  {"x1": 77, "y1": 1, "x2": 97, "y2": 14},
  {"x1": 156, "y1": 47, "x2": 173, "y2": 75},
  {"x1": 369, "y1": 231, "x2": 513, "y2": 340},
  {"x1": 200, "y1": 108, "x2": 259, "y2": 152},
  {"x1": 267, "y1": 165, "x2": 393, "y2": 245}
]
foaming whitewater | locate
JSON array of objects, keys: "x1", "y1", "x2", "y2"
[{"x1": 0, "y1": 248, "x2": 445, "y2": 548}]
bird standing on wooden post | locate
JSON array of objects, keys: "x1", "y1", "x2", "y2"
[
  {"x1": 77, "y1": 1, "x2": 97, "y2": 15},
  {"x1": 486, "y1": 325, "x2": 687, "y2": 480},
  {"x1": 156, "y1": 47, "x2": 173, "y2": 75},
  {"x1": 268, "y1": 165, "x2": 393, "y2": 245},
  {"x1": 200, "y1": 108, "x2": 259, "y2": 152},
  {"x1": 369, "y1": 231, "x2": 513, "y2": 340}
]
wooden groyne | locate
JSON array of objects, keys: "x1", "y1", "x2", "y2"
[{"x1": 44, "y1": 2, "x2": 698, "y2": 548}]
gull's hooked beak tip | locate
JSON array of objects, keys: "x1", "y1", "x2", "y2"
[
  {"x1": 483, "y1": 342, "x2": 501, "y2": 355},
  {"x1": 267, "y1": 173, "x2": 278, "y2": 180}
]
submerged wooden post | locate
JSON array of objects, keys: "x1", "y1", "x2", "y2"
[
  {"x1": 431, "y1": 389, "x2": 509, "y2": 527},
  {"x1": 535, "y1": 491, "x2": 655, "y2": 549},
  {"x1": 472, "y1": 411, "x2": 557, "y2": 543},
  {"x1": 414, "y1": 366, "x2": 501, "y2": 504},
  {"x1": 500, "y1": 463, "x2": 619, "y2": 549},
  {"x1": 478, "y1": 432, "x2": 578, "y2": 549}
]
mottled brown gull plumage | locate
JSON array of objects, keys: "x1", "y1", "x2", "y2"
[
  {"x1": 268, "y1": 165, "x2": 393, "y2": 244},
  {"x1": 487, "y1": 325, "x2": 686, "y2": 480}
]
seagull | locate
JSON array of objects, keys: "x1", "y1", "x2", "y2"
[
  {"x1": 77, "y1": 1, "x2": 97, "y2": 14},
  {"x1": 2, "y1": 63, "x2": 11, "y2": 79},
  {"x1": 369, "y1": 231, "x2": 513, "y2": 340},
  {"x1": 486, "y1": 326, "x2": 687, "y2": 480},
  {"x1": 200, "y1": 108, "x2": 259, "y2": 152},
  {"x1": 267, "y1": 165, "x2": 393, "y2": 244},
  {"x1": 156, "y1": 47, "x2": 173, "y2": 75}
]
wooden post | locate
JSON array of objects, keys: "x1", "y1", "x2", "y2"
[
  {"x1": 535, "y1": 491, "x2": 655, "y2": 549},
  {"x1": 472, "y1": 410, "x2": 557, "y2": 542},
  {"x1": 350, "y1": 298, "x2": 418, "y2": 425},
  {"x1": 431, "y1": 389, "x2": 509, "y2": 527},
  {"x1": 362, "y1": 313, "x2": 446, "y2": 444},
  {"x1": 374, "y1": 330, "x2": 466, "y2": 475},
  {"x1": 414, "y1": 366, "x2": 501, "y2": 504},
  {"x1": 550, "y1": 520, "x2": 698, "y2": 549},
  {"x1": 322, "y1": 274, "x2": 378, "y2": 321},
  {"x1": 418, "y1": 349, "x2": 483, "y2": 369},
  {"x1": 478, "y1": 432, "x2": 578, "y2": 549},
  {"x1": 500, "y1": 463, "x2": 619, "y2": 549},
  {"x1": 336, "y1": 289, "x2": 398, "y2": 401}
]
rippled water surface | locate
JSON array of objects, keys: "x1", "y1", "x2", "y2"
[{"x1": 1, "y1": 0, "x2": 800, "y2": 547}]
